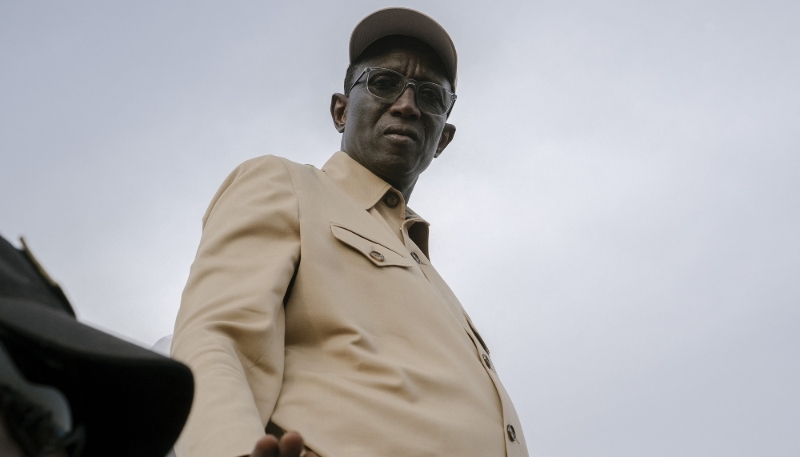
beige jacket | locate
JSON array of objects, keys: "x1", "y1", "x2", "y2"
[{"x1": 172, "y1": 152, "x2": 528, "y2": 457}]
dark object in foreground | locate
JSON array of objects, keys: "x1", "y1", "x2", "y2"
[{"x1": 0, "y1": 234, "x2": 194, "y2": 457}]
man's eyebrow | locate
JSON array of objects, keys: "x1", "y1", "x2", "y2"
[
  {"x1": 416, "y1": 66, "x2": 452, "y2": 88},
  {"x1": 407, "y1": 68, "x2": 450, "y2": 87}
]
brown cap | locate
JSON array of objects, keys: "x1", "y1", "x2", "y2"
[{"x1": 349, "y1": 7, "x2": 458, "y2": 89}]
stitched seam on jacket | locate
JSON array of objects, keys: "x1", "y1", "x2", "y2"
[{"x1": 244, "y1": 156, "x2": 301, "y2": 373}]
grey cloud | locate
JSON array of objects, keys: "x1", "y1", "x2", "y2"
[{"x1": 1, "y1": 1, "x2": 798, "y2": 455}]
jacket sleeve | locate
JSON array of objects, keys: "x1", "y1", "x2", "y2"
[{"x1": 171, "y1": 156, "x2": 300, "y2": 457}]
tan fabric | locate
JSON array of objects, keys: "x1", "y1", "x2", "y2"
[{"x1": 172, "y1": 152, "x2": 528, "y2": 457}]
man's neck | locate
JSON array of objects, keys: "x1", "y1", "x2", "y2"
[{"x1": 342, "y1": 150, "x2": 417, "y2": 203}]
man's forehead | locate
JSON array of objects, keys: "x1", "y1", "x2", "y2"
[{"x1": 356, "y1": 36, "x2": 451, "y2": 87}]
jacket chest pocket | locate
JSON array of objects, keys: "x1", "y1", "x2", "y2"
[{"x1": 330, "y1": 224, "x2": 413, "y2": 268}]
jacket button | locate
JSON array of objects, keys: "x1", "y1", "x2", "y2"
[
  {"x1": 482, "y1": 353, "x2": 492, "y2": 370},
  {"x1": 507, "y1": 424, "x2": 516, "y2": 442},
  {"x1": 369, "y1": 251, "x2": 385, "y2": 262},
  {"x1": 384, "y1": 193, "x2": 400, "y2": 208},
  {"x1": 410, "y1": 252, "x2": 421, "y2": 264}
]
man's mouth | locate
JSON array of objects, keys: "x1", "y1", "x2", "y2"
[{"x1": 383, "y1": 125, "x2": 419, "y2": 142}]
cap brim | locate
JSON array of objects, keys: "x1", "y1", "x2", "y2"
[
  {"x1": 0, "y1": 298, "x2": 193, "y2": 457},
  {"x1": 350, "y1": 7, "x2": 458, "y2": 89}
]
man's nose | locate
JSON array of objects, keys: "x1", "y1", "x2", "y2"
[{"x1": 389, "y1": 86, "x2": 421, "y2": 118}]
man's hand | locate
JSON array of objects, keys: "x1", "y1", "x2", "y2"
[{"x1": 248, "y1": 431, "x2": 319, "y2": 457}]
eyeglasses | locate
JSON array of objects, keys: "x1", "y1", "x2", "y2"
[{"x1": 348, "y1": 67, "x2": 457, "y2": 116}]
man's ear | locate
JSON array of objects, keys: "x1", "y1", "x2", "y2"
[
  {"x1": 330, "y1": 93, "x2": 348, "y2": 133},
  {"x1": 434, "y1": 123, "x2": 456, "y2": 158}
]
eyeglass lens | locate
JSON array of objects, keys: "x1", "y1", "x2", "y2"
[{"x1": 366, "y1": 68, "x2": 453, "y2": 115}]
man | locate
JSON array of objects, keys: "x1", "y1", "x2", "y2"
[
  {"x1": 0, "y1": 234, "x2": 194, "y2": 457},
  {"x1": 172, "y1": 8, "x2": 528, "y2": 457}
]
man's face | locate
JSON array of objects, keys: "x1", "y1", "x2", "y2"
[{"x1": 332, "y1": 38, "x2": 456, "y2": 196}]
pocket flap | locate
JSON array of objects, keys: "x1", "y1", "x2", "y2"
[
  {"x1": 330, "y1": 224, "x2": 413, "y2": 268},
  {"x1": 463, "y1": 311, "x2": 491, "y2": 355}
]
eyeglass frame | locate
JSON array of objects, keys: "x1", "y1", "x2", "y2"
[{"x1": 347, "y1": 66, "x2": 457, "y2": 116}]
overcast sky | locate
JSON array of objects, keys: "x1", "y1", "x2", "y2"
[{"x1": 2, "y1": 1, "x2": 798, "y2": 456}]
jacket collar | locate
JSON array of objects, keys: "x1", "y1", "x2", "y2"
[{"x1": 322, "y1": 151, "x2": 392, "y2": 211}]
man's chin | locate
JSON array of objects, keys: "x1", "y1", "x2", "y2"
[{"x1": 369, "y1": 152, "x2": 418, "y2": 181}]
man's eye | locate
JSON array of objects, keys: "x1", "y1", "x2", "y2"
[
  {"x1": 371, "y1": 76, "x2": 400, "y2": 87},
  {"x1": 419, "y1": 87, "x2": 444, "y2": 103}
]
